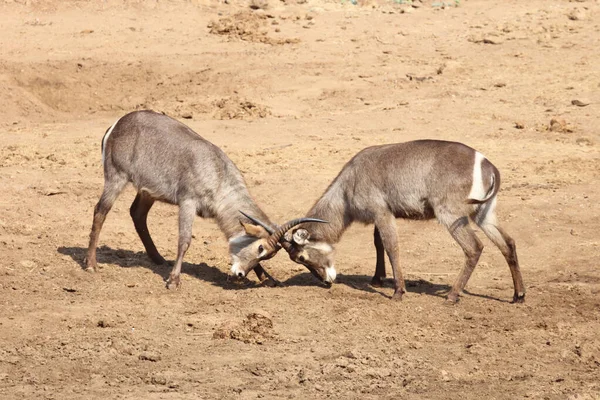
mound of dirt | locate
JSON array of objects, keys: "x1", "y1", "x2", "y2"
[
  {"x1": 213, "y1": 312, "x2": 275, "y2": 344},
  {"x1": 213, "y1": 96, "x2": 271, "y2": 120},
  {"x1": 208, "y1": 11, "x2": 299, "y2": 45}
]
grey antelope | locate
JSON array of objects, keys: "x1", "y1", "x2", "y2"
[
  {"x1": 85, "y1": 110, "x2": 322, "y2": 288},
  {"x1": 244, "y1": 140, "x2": 525, "y2": 303}
]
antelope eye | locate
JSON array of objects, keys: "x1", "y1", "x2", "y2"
[
  {"x1": 298, "y1": 255, "x2": 305, "y2": 262},
  {"x1": 258, "y1": 245, "x2": 264, "y2": 254}
]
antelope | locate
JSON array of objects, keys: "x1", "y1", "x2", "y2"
[
  {"x1": 246, "y1": 140, "x2": 525, "y2": 303},
  {"x1": 85, "y1": 110, "x2": 322, "y2": 289}
]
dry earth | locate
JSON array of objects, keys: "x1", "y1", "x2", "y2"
[{"x1": 1, "y1": 0, "x2": 599, "y2": 399}]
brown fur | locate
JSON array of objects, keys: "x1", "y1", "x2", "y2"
[
  {"x1": 85, "y1": 110, "x2": 277, "y2": 289},
  {"x1": 281, "y1": 140, "x2": 525, "y2": 303}
]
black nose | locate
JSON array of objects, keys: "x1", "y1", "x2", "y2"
[{"x1": 237, "y1": 272, "x2": 244, "y2": 278}]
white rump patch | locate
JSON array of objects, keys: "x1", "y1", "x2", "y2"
[
  {"x1": 325, "y1": 265, "x2": 337, "y2": 283},
  {"x1": 468, "y1": 151, "x2": 488, "y2": 201},
  {"x1": 101, "y1": 117, "x2": 122, "y2": 166}
]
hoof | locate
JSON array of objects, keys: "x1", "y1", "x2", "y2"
[
  {"x1": 84, "y1": 256, "x2": 96, "y2": 272},
  {"x1": 370, "y1": 276, "x2": 385, "y2": 288},
  {"x1": 261, "y1": 278, "x2": 283, "y2": 288},
  {"x1": 446, "y1": 293, "x2": 459, "y2": 304},
  {"x1": 444, "y1": 298, "x2": 458, "y2": 306},
  {"x1": 84, "y1": 261, "x2": 97, "y2": 273},
  {"x1": 512, "y1": 293, "x2": 525, "y2": 304},
  {"x1": 166, "y1": 275, "x2": 180, "y2": 290},
  {"x1": 391, "y1": 289, "x2": 404, "y2": 301}
]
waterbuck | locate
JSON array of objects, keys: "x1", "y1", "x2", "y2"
[
  {"x1": 85, "y1": 110, "x2": 321, "y2": 289},
  {"x1": 247, "y1": 140, "x2": 525, "y2": 303}
]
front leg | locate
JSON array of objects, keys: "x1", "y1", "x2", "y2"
[
  {"x1": 371, "y1": 227, "x2": 387, "y2": 287},
  {"x1": 375, "y1": 215, "x2": 405, "y2": 300},
  {"x1": 166, "y1": 200, "x2": 195, "y2": 290},
  {"x1": 253, "y1": 263, "x2": 283, "y2": 287}
]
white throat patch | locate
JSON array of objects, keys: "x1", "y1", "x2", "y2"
[
  {"x1": 230, "y1": 255, "x2": 245, "y2": 277},
  {"x1": 325, "y1": 265, "x2": 337, "y2": 283}
]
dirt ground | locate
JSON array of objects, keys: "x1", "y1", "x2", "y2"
[{"x1": 1, "y1": 0, "x2": 599, "y2": 398}]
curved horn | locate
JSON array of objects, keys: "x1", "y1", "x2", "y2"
[
  {"x1": 265, "y1": 217, "x2": 328, "y2": 250},
  {"x1": 239, "y1": 210, "x2": 275, "y2": 235}
]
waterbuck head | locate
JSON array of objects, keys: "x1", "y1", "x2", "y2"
[
  {"x1": 280, "y1": 228, "x2": 337, "y2": 285},
  {"x1": 229, "y1": 211, "x2": 328, "y2": 279}
]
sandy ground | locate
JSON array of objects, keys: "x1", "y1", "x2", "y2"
[{"x1": 1, "y1": 0, "x2": 599, "y2": 398}]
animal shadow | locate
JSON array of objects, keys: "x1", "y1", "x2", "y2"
[
  {"x1": 57, "y1": 245, "x2": 267, "y2": 291},
  {"x1": 283, "y1": 272, "x2": 453, "y2": 300}
]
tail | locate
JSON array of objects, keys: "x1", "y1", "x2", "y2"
[{"x1": 466, "y1": 162, "x2": 501, "y2": 205}]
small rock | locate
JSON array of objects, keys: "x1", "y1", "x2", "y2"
[
  {"x1": 97, "y1": 320, "x2": 110, "y2": 328},
  {"x1": 336, "y1": 357, "x2": 349, "y2": 368},
  {"x1": 249, "y1": 0, "x2": 269, "y2": 10},
  {"x1": 343, "y1": 350, "x2": 359, "y2": 359},
  {"x1": 297, "y1": 369, "x2": 307, "y2": 383},
  {"x1": 441, "y1": 369, "x2": 451, "y2": 381},
  {"x1": 139, "y1": 352, "x2": 161, "y2": 362},
  {"x1": 151, "y1": 375, "x2": 167, "y2": 385},
  {"x1": 575, "y1": 137, "x2": 593, "y2": 146},
  {"x1": 483, "y1": 36, "x2": 503, "y2": 45},
  {"x1": 514, "y1": 121, "x2": 525, "y2": 129},
  {"x1": 410, "y1": 341, "x2": 423, "y2": 349},
  {"x1": 571, "y1": 99, "x2": 589, "y2": 107},
  {"x1": 549, "y1": 118, "x2": 569, "y2": 132},
  {"x1": 19, "y1": 260, "x2": 36, "y2": 269},
  {"x1": 567, "y1": 8, "x2": 586, "y2": 21}
]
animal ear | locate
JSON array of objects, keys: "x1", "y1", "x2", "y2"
[
  {"x1": 292, "y1": 229, "x2": 310, "y2": 245},
  {"x1": 240, "y1": 221, "x2": 270, "y2": 238},
  {"x1": 283, "y1": 231, "x2": 294, "y2": 243}
]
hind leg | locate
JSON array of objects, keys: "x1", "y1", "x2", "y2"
[
  {"x1": 445, "y1": 216, "x2": 484, "y2": 303},
  {"x1": 475, "y1": 200, "x2": 525, "y2": 303},
  {"x1": 130, "y1": 192, "x2": 165, "y2": 265},
  {"x1": 86, "y1": 174, "x2": 128, "y2": 272},
  {"x1": 371, "y1": 227, "x2": 387, "y2": 287},
  {"x1": 477, "y1": 222, "x2": 525, "y2": 303}
]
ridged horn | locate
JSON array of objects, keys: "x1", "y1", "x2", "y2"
[
  {"x1": 239, "y1": 210, "x2": 275, "y2": 235},
  {"x1": 265, "y1": 217, "x2": 328, "y2": 250}
]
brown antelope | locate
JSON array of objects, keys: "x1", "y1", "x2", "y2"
[
  {"x1": 85, "y1": 110, "x2": 323, "y2": 289},
  {"x1": 245, "y1": 140, "x2": 525, "y2": 303}
]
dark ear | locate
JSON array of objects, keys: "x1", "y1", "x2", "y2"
[
  {"x1": 240, "y1": 221, "x2": 270, "y2": 238},
  {"x1": 292, "y1": 228, "x2": 310, "y2": 245}
]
